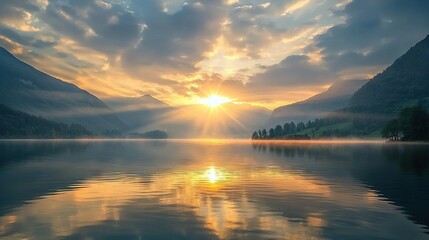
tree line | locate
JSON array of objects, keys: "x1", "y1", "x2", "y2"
[
  {"x1": 381, "y1": 105, "x2": 429, "y2": 141},
  {"x1": 251, "y1": 119, "x2": 325, "y2": 140},
  {"x1": 0, "y1": 104, "x2": 92, "y2": 138},
  {"x1": 0, "y1": 104, "x2": 170, "y2": 139}
]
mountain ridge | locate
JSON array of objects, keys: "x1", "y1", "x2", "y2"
[
  {"x1": 347, "y1": 34, "x2": 429, "y2": 115},
  {"x1": 106, "y1": 94, "x2": 271, "y2": 138},
  {"x1": 0, "y1": 47, "x2": 127, "y2": 133},
  {"x1": 269, "y1": 79, "x2": 367, "y2": 125}
]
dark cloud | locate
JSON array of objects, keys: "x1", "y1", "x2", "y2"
[
  {"x1": 0, "y1": 25, "x2": 56, "y2": 48},
  {"x1": 249, "y1": 55, "x2": 333, "y2": 88},
  {"x1": 122, "y1": 0, "x2": 226, "y2": 75},
  {"x1": 316, "y1": 0, "x2": 429, "y2": 72},
  {"x1": 41, "y1": 0, "x2": 143, "y2": 54}
]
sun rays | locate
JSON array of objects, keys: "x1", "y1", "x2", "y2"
[{"x1": 198, "y1": 95, "x2": 231, "y2": 108}]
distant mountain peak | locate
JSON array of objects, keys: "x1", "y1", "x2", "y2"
[
  {"x1": 139, "y1": 94, "x2": 157, "y2": 100},
  {"x1": 136, "y1": 94, "x2": 168, "y2": 106}
]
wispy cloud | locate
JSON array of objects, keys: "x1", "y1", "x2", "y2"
[{"x1": 0, "y1": 0, "x2": 427, "y2": 108}]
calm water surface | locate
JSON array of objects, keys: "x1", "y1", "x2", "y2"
[{"x1": 0, "y1": 140, "x2": 428, "y2": 240}]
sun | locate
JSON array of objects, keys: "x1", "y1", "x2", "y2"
[{"x1": 198, "y1": 95, "x2": 231, "y2": 107}]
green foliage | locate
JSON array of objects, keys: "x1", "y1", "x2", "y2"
[
  {"x1": 268, "y1": 128, "x2": 275, "y2": 138},
  {"x1": 252, "y1": 117, "x2": 382, "y2": 139},
  {"x1": 251, "y1": 131, "x2": 259, "y2": 140},
  {"x1": 381, "y1": 119, "x2": 400, "y2": 141},
  {"x1": 0, "y1": 104, "x2": 92, "y2": 138},
  {"x1": 274, "y1": 125, "x2": 283, "y2": 137},
  {"x1": 322, "y1": 35, "x2": 429, "y2": 136},
  {"x1": 252, "y1": 119, "x2": 321, "y2": 140},
  {"x1": 381, "y1": 105, "x2": 429, "y2": 141},
  {"x1": 261, "y1": 129, "x2": 267, "y2": 139},
  {"x1": 349, "y1": 35, "x2": 429, "y2": 115},
  {"x1": 399, "y1": 106, "x2": 429, "y2": 141},
  {"x1": 102, "y1": 129, "x2": 122, "y2": 137},
  {"x1": 129, "y1": 130, "x2": 168, "y2": 139},
  {"x1": 283, "y1": 123, "x2": 290, "y2": 135}
]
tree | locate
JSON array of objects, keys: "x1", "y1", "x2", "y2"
[
  {"x1": 251, "y1": 131, "x2": 259, "y2": 140},
  {"x1": 398, "y1": 106, "x2": 429, "y2": 141},
  {"x1": 381, "y1": 105, "x2": 429, "y2": 141},
  {"x1": 283, "y1": 123, "x2": 290, "y2": 135},
  {"x1": 268, "y1": 128, "x2": 275, "y2": 139},
  {"x1": 0, "y1": 104, "x2": 92, "y2": 138},
  {"x1": 68, "y1": 123, "x2": 91, "y2": 137},
  {"x1": 261, "y1": 129, "x2": 267, "y2": 139},
  {"x1": 290, "y1": 122, "x2": 296, "y2": 133},
  {"x1": 274, "y1": 125, "x2": 283, "y2": 138},
  {"x1": 381, "y1": 119, "x2": 400, "y2": 141},
  {"x1": 297, "y1": 122, "x2": 306, "y2": 131}
]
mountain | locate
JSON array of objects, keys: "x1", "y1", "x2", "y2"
[
  {"x1": 270, "y1": 79, "x2": 367, "y2": 125},
  {"x1": 140, "y1": 103, "x2": 271, "y2": 138},
  {"x1": 305, "y1": 34, "x2": 429, "y2": 137},
  {"x1": 104, "y1": 94, "x2": 173, "y2": 130},
  {"x1": 106, "y1": 95, "x2": 271, "y2": 138},
  {"x1": 347, "y1": 34, "x2": 429, "y2": 116},
  {"x1": 0, "y1": 104, "x2": 91, "y2": 138},
  {"x1": 106, "y1": 94, "x2": 170, "y2": 110},
  {"x1": 0, "y1": 47, "x2": 127, "y2": 133}
]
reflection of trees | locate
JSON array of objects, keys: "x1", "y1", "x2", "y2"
[
  {"x1": 382, "y1": 144, "x2": 429, "y2": 176},
  {"x1": 251, "y1": 141, "x2": 351, "y2": 161},
  {"x1": 0, "y1": 141, "x2": 91, "y2": 216},
  {"x1": 251, "y1": 141, "x2": 429, "y2": 231},
  {"x1": 0, "y1": 141, "x2": 89, "y2": 168},
  {"x1": 252, "y1": 142, "x2": 429, "y2": 176}
]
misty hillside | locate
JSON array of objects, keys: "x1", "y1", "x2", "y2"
[
  {"x1": 347, "y1": 34, "x2": 429, "y2": 115},
  {"x1": 106, "y1": 94, "x2": 271, "y2": 138},
  {"x1": 305, "y1": 34, "x2": 429, "y2": 137},
  {"x1": 0, "y1": 48, "x2": 127, "y2": 133},
  {"x1": 104, "y1": 94, "x2": 173, "y2": 130},
  {"x1": 136, "y1": 103, "x2": 270, "y2": 138},
  {"x1": 270, "y1": 79, "x2": 367, "y2": 125},
  {"x1": 0, "y1": 104, "x2": 91, "y2": 138}
]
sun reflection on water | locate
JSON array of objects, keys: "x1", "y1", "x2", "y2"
[
  {"x1": 205, "y1": 166, "x2": 223, "y2": 184},
  {"x1": 0, "y1": 162, "x2": 410, "y2": 240},
  {"x1": 0, "y1": 165, "x2": 334, "y2": 239}
]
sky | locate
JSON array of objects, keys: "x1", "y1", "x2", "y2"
[{"x1": 0, "y1": 0, "x2": 428, "y2": 109}]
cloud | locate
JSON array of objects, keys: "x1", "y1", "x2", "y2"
[
  {"x1": 41, "y1": 0, "x2": 143, "y2": 55},
  {"x1": 122, "y1": 0, "x2": 226, "y2": 79},
  {"x1": 315, "y1": 0, "x2": 429, "y2": 73},
  {"x1": 234, "y1": 0, "x2": 429, "y2": 107},
  {"x1": 220, "y1": 0, "x2": 328, "y2": 59},
  {"x1": 1, "y1": 0, "x2": 428, "y2": 109},
  {"x1": 0, "y1": 0, "x2": 39, "y2": 27},
  {"x1": 249, "y1": 55, "x2": 332, "y2": 87},
  {"x1": 222, "y1": 2, "x2": 289, "y2": 58},
  {"x1": 0, "y1": 25, "x2": 56, "y2": 48}
]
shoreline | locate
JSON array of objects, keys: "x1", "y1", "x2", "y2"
[{"x1": 1, "y1": 138, "x2": 428, "y2": 144}]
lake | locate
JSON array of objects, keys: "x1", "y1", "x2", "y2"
[{"x1": 0, "y1": 139, "x2": 428, "y2": 240}]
